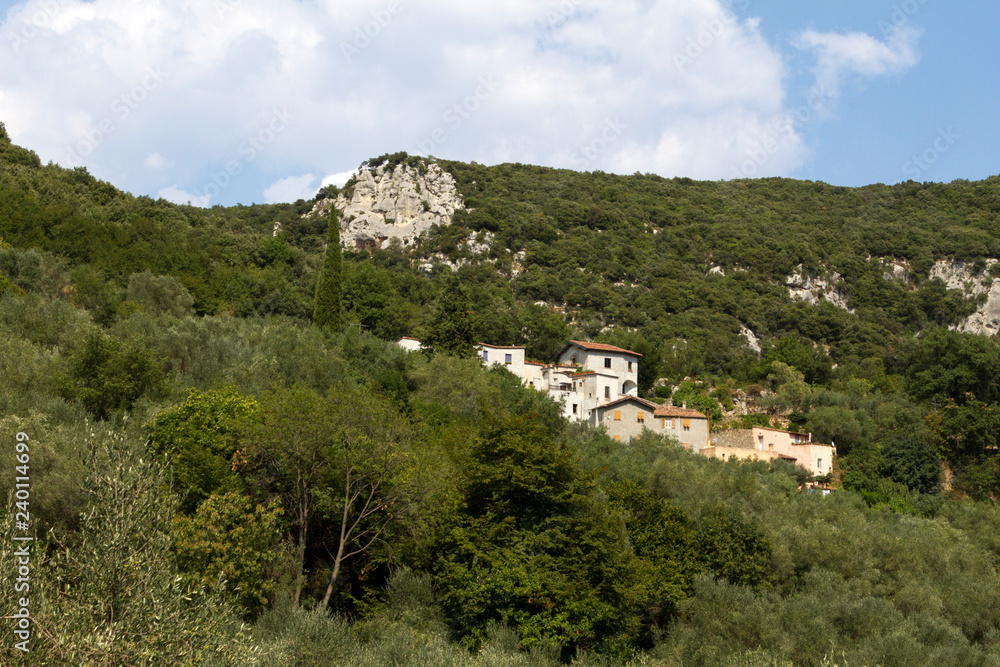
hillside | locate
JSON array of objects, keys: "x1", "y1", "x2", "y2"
[{"x1": 4, "y1": 127, "x2": 1000, "y2": 664}]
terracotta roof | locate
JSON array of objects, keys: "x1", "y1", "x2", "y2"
[
  {"x1": 597, "y1": 396, "x2": 661, "y2": 411},
  {"x1": 477, "y1": 343, "x2": 525, "y2": 350},
  {"x1": 525, "y1": 361, "x2": 544, "y2": 367},
  {"x1": 571, "y1": 371, "x2": 597, "y2": 377},
  {"x1": 564, "y1": 340, "x2": 643, "y2": 357},
  {"x1": 654, "y1": 406, "x2": 709, "y2": 419},
  {"x1": 398, "y1": 336, "x2": 421, "y2": 342}
]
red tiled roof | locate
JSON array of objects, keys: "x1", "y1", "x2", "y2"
[
  {"x1": 571, "y1": 371, "x2": 597, "y2": 377},
  {"x1": 477, "y1": 343, "x2": 525, "y2": 350},
  {"x1": 525, "y1": 361, "x2": 544, "y2": 366},
  {"x1": 653, "y1": 406, "x2": 709, "y2": 419},
  {"x1": 398, "y1": 336, "x2": 421, "y2": 342},
  {"x1": 564, "y1": 340, "x2": 643, "y2": 357}
]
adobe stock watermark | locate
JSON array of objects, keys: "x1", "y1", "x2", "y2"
[
  {"x1": 415, "y1": 77, "x2": 500, "y2": 156},
  {"x1": 64, "y1": 67, "x2": 169, "y2": 168},
  {"x1": 673, "y1": 0, "x2": 750, "y2": 72},
  {"x1": 542, "y1": 0, "x2": 580, "y2": 30},
  {"x1": 878, "y1": 0, "x2": 932, "y2": 38},
  {"x1": 341, "y1": 1, "x2": 403, "y2": 62},
  {"x1": 902, "y1": 127, "x2": 959, "y2": 180},
  {"x1": 7, "y1": 0, "x2": 67, "y2": 55},
  {"x1": 730, "y1": 84, "x2": 832, "y2": 179},
  {"x1": 197, "y1": 108, "x2": 294, "y2": 203},
  {"x1": 571, "y1": 118, "x2": 628, "y2": 170},
  {"x1": 7, "y1": 432, "x2": 33, "y2": 653},
  {"x1": 214, "y1": 0, "x2": 243, "y2": 20}
]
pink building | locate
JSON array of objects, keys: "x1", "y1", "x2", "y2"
[{"x1": 725, "y1": 427, "x2": 834, "y2": 477}]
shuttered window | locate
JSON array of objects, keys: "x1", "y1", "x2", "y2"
[
  {"x1": 683, "y1": 419, "x2": 691, "y2": 431},
  {"x1": 614, "y1": 411, "x2": 622, "y2": 421}
]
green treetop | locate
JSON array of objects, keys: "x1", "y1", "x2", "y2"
[{"x1": 313, "y1": 206, "x2": 343, "y2": 331}]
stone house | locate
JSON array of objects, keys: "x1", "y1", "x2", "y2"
[
  {"x1": 591, "y1": 396, "x2": 662, "y2": 442},
  {"x1": 653, "y1": 405, "x2": 711, "y2": 451}
]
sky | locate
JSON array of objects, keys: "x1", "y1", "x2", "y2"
[{"x1": 0, "y1": 0, "x2": 996, "y2": 207}]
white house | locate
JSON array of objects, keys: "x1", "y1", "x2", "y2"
[
  {"x1": 557, "y1": 341, "x2": 641, "y2": 398},
  {"x1": 396, "y1": 336, "x2": 424, "y2": 352}
]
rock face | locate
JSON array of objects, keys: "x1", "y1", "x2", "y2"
[
  {"x1": 881, "y1": 258, "x2": 1000, "y2": 337},
  {"x1": 930, "y1": 259, "x2": 1000, "y2": 336},
  {"x1": 787, "y1": 266, "x2": 853, "y2": 312},
  {"x1": 302, "y1": 161, "x2": 464, "y2": 250}
]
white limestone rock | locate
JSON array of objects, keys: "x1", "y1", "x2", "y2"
[
  {"x1": 787, "y1": 266, "x2": 853, "y2": 312},
  {"x1": 302, "y1": 161, "x2": 465, "y2": 251}
]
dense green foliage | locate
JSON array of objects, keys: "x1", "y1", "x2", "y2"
[
  {"x1": 313, "y1": 206, "x2": 343, "y2": 331},
  {"x1": 5, "y1": 133, "x2": 1000, "y2": 663}
]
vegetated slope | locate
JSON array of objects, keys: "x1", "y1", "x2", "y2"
[{"x1": 7, "y1": 131, "x2": 1000, "y2": 664}]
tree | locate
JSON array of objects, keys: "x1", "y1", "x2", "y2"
[
  {"x1": 148, "y1": 386, "x2": 259, "y2": 513},
  {"x1": 313, "y1": 206, "x2": 343, "y2": 331},
  {"x1": 59, "y1": 331, "x2": 166, "y2": 420},
  {"x1": 241, "y1": 384, "x2": 413, "y2": 607},
  {"x1": 422, "y1": 271, "x2": 476, "y2": 358},
  {"x1": 21, "y1": 432, "x2": 244, "y2": 664},
  {"x1": 172, "y1": 491, "x2": 284, "y2": 619},
  {"x1": 695, "y1": 511, "x2": 773, "y2": 591}
]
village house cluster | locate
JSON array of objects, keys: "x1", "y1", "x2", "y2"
[{"x1": 397, "y1": 337, "x2": 834, "y2": 477}]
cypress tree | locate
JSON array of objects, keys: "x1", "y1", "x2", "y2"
[
  {"x1": 424, "y1": 271, "x2": 476, "y2": 358},
  {"x1": 313, "y1": 206, "x2": 343, "y2": 331}
]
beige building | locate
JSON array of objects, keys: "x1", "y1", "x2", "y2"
[{"x1": 702, "y1": 427, "x2": 834, "y2": 477}]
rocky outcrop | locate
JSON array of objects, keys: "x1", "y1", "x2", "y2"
[
  {"x1": 300, "y1": 161, "x2": 464, "y2": 250},
  {"x1": 787, "y1": 267, "x2": 852, "y2": 312},
  {"x1": 741, "y1": 325, "x2": 761, "y2": 355},
  {"x1": 930, "y1": 260, "x2": 1000, "y2": 336},
  {"x1": 881, "y1": 258, "x2": 1000, "y2": 337}
]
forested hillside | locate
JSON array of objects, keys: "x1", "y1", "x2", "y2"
[{"x1": 3, "y1": 125, "x2": 1000, "y2": 665}]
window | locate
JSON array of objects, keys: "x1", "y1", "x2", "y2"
[
  {"x1": 505, "y1": 353, "x2": 512, "y2": 364},
  {"x1": 628, "y1": 361, "x2": 633, "y2": 372},
  {"x1": 637, "y1": 412, "x2": 645, "y2": 423},
  {"x1": 683, "y1": 419, "x2": 691, "y2": 432},
  {"x1": 614, "y1": 411, "x2": 622, "y2": 421},
  {"x1": 605, "y1": 386, "x2": 610, "y2": 399},
  {"x1": 572, "y1": 404, "x2": 578, "y2": 414},
  {"x1": 482, "y1": 350, "x2": 488, "y2": 362},
  {"x1": 817, "y1": 458, "x2": 823, "y2": 470},
  {"x1": 604, "y1": 358, "x2": 612, "y2": 368}
]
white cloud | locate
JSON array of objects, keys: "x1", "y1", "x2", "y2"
[
  {"x1": 1, "y1": 0, "x2": 814, "y2": 200},
  {"x1": 795, "y1": 24, "x2": 921, "y2": 98},
  {"x1": 144, "y1": 151, "x2": 171, "y2": 169},
  {"x1": 264, "y1": 173, "x2": 318, "y2": 204},
  {"x1": 157, "y1": 184, "x2": 210, "y2": 207},
  {"x1": 322, "y1": 170, "x2": 356, "y2": 188}
]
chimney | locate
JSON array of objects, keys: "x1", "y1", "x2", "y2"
[
  {"x1": 808, "y1": 432, "x2": 812, "y2": 443},
  {"x1": 682, "y1": 401, "x2": 687, "y2": 409}
]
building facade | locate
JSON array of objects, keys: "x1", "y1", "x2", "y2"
[{"x1": 702, "y1": 427, "x2": 834, "y2": 477}]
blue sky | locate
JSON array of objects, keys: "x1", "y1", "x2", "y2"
[{"x1": 0, "y1": 0, "x2": 995, "y2": 206}]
